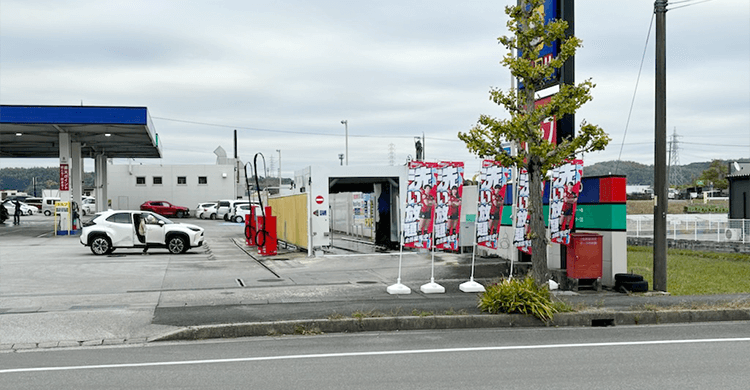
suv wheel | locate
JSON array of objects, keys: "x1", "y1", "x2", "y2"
[
  {"x1": 90, "y1": 235, "x2": 112, "y2": 255},
  {"x1": 167, "y1": 235, "x2": 187, "y2": 254}
]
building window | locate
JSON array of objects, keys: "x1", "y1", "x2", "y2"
[
  {"x1": 136, "y1": 176, "x2": 146, "y2": 185},
  {"x1": 177, "y1": 176, "x2": 187, "y2": 185},
  {"x1": 153, "y1": 176, "x2": 163, "y2": 185},
  {"x1": 198, "y1": 176, "x2": 208, "y2": 185}
]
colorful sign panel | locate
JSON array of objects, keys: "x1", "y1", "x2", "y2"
[
  {"x1": 549, "y1": 160, "x2": 583, "y2": 245},
  {"x1": 476, "y1": 160, "x2": 512, "y2": 250},
  {"x1": 536, "y1": 95, "x2": 557, "y2": 145},
  {"x1": 434, "y1": 161, "x2": 464, "y2": 251},
  {"x1": 514, "y1": 168, "x2": 532, "y2": 254},
  {"x1": 517, "y1": 0, "x2": 561, "y2": 91},
  {"x1": 404, "y1": 161, "x2": 437, "y2": 248}
]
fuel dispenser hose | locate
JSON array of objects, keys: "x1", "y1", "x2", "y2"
[{"x1": 243, "y1": 153, "x2": 269, "y2": 247}]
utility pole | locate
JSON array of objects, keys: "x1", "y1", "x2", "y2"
[{"x1": 653, "y1": 0, "x2": 668, "y2": 292}]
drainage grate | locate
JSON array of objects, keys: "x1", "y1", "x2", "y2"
[
  {"x1": 591, "y1": 318, "x2": 615, "y2": 327},
  {"x1": 257, "y1": 279, "x2": 284, "y2": 283},
  {"x1": 236, "y1": 278, "x2": 245, "y2": 287},
  {"x1": 356, "y1": 281, "x2": 378, "y2": 284}
]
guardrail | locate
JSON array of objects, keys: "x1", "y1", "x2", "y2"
[{"x1": 627, "y1": 214, "x2": 748, "y2": 243}]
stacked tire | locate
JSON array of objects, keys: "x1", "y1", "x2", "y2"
[{"x1": 615, "y1": 273, "x2": 649, "y2": 293}]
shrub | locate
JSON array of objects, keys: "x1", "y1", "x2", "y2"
[{"x1": 477, "y1": 277, "x2": 559, "y2": 321}]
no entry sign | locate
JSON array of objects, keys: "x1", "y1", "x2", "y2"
[{"x1": 315, "y1": 195, "x2": 324, "y2": 204}]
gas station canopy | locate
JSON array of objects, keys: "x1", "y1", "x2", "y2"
[{"x1": 0, "y1": 105, "x2": 162, "y2": 159}]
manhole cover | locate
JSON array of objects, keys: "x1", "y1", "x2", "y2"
[
  {"x1": 257, "y1": 279, "x2": 284, "y2": 283},
  {"x1": 356, "y1": 281, "x2": 378, "y2": 284}
]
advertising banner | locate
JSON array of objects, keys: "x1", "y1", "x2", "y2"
[
  {"x1": 476, "y1": 160, "x2": 512, "y2": 250},
  {"x1": 59, "y1": 164, "x2": 69, "y2": 191},
  {"x1": 513, "y1": 168, "x2": 532, "y2": 254},
  {"x1": 434, "y1": 161, "x2": 464, "y2": 251},
  {"x1": 549, "y1": 159, "x2": 584, "y2": 245},
  {"x1": 404, "y1": 161, "x2": 437, "y2": 248}
]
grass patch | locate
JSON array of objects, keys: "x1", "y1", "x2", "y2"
[{"x1": 628, "y1": 246, "x2": 750, "y2": 295}]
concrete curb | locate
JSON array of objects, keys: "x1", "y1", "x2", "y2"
[{"x1": 151, "y1": 308, "x2": 750, "y2": 342}]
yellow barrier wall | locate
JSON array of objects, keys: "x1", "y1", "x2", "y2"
[{"x1": 269, "y1": 194, "x2": 308, "y2": 249}]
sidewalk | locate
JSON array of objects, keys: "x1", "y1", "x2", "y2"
[{"x1": 2, "y1": 216, "x2": 750, "y2": 351}]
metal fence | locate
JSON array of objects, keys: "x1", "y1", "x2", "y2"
[{"x1": 627, "y1": 214, "x2": 749, "y2": 243}]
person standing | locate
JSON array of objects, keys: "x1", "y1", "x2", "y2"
[
  {"x1": 13, "y1": 199, "x2": 21, "y2": 225},
  {"x1": 137, "y1": 214, "x2": 148, "y2": 254}
]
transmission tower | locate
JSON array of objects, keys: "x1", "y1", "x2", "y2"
[
  {"x1": 667, "y1": 127, "x2": 684, "y2": 186},
  {"x1": 388, "y1": 143, "x2": 395, "y2": 166}
]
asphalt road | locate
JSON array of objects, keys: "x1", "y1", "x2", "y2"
[{"x1": 3, "y1": 322, "x2": 750, "y2": 389}]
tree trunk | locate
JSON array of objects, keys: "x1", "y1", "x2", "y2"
[{"x1": 527, "y1": 156, "x2": 550, "y2": 283}]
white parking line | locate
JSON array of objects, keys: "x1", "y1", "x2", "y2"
[{"x1": 3, "y1": 337, "x2": 750, "y2": 374}]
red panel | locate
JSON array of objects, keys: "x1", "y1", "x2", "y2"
[
  {"x1": 599, "y1": 176, "x2": 627, "y2": 203},
  {"x1": 566, "y1": 233, "x2": 602, "y2": 279}
]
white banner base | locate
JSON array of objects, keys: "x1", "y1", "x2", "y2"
[
  {"x1": 420, "y1": 281, "x2": 445, "y2": 294},
  {"x1": 459, "y1": 280, "x2": 485, "y2": 293},
  {"x1": 387, "y1": 283, "x2": 412, "y2": 295}
]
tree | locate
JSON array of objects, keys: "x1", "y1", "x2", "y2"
[
  {"x1": 696, "y1": 159, "x2": 728, "y2": 190},
  {"x1": 458, "y1": 0, "x2": 610, "y2": 283}
]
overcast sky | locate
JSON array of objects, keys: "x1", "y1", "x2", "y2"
[{"x1": 1, "y1": 0, "x2": 749, "y2": 178}]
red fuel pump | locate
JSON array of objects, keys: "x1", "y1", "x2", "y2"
[
  {"x1": 245, "y1": 205, "x2": 258, "y2": 247},
  {"x1": 258, "y1": 206, "x2": 277, "y2": 256}
]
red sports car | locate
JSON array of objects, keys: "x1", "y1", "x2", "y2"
[{"x1": 139, "y1": 200, "x2": 190, "y2": 218}]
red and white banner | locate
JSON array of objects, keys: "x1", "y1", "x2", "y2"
[
  {"x1": 513, "y1": 168, "x2": 532, "y2": 254},
  {"x1": 476, "y1": 160, "x2": 512, "y2": 250},
  {"x1": 433, "y1": 161, "x2": 464, "y2": 251},
  {"x1": 404, "y1": 161, "x2": 437, "y2": 248},
  {"x1": 549, "y1": 159, "x2": 584, "y2": 245},
  {"x1": 59, "y1": 164, "x2": 69, "y2": 191}
]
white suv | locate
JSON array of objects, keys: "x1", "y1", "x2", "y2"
[
  {"x1": 216, "y1": 200, "x2": 249, "y2": 221},
  {"x1": 80, "y1": 210, "x2": 204, "y2": 255}
]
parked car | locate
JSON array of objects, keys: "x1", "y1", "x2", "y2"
[
  {"x1": 229, "y1": 203, "x2": 261, "y2": 223},
  {"x1": 24, "y1": 197, "x2": 43, "y2": 211},
  {"x1": 3, "y1": 200, "x2": 36, "y2": 216},
  {"x1": 194, "y1": 202, "x2": 216, "y2": 218},
  {"x1": 199, "y1": 204, "x2": 218, "y2": 219},
  {"x1": 42, "y1": 197, "x2": 61, "y2": 216},
  {"x1": 216, "y1": 199, "x2": 249, "y2": 221},
  {"x1": 81, "y1": 197, "x2": 96, "y2": 216},
  {"x1": 140, "y1": 201, "x2": 190, "y2": 218},
  {"x1": 80, "y1": 210, "x2": 204, "y2": 255}
]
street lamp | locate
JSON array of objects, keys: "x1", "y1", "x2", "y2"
[
  {"x1": 340, "y1": 120, "x2": 348, "y2": 166},
  {"x1": 276, "y1": 149, "x2": 281, "y2": 190}
]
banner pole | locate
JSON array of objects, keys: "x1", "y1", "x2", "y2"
[
  {"x1": 460, "y1": 212, "x2": 485, "y2": 292},
  {"x1": 387, "y1": 206, "x2": 411, "y2": 294},
  {"x1": 421, "y1": 163, "x2": 445, "y2": 294}
]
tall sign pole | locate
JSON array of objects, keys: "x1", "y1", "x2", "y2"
[{"x1": 653, "y1": 0, "x2": 668, "y2": 292}]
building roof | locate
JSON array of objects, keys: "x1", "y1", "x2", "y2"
[{"x1": 0, "y1": 105, "x2": 162, "y2": 159}]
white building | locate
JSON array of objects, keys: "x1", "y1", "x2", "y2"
[{"x1": 107, "y1": 147, "x2": 245, "y2": 211}]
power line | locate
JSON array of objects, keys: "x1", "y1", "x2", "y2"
[
  {"x1": 615, "y1": 12, "x2": 655, "y2": 174},
  {"x1": 151, "y1": 116, "x2": 461, "y2": 142}
]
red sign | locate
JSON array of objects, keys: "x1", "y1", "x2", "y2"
[
  {"x1": 315, "y1": 195, "x2": 324, "y2": 204},
  {"x1": 59, "y1": 164, "x2": 69, "y2": 191}
]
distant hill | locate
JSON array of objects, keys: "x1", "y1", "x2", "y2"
[
  {"x1": 583, "y1": 159, "x2": 749, "y2": 186},
  {"x1": 0, "y1": 167, "x2": 94, "y2": 195}
]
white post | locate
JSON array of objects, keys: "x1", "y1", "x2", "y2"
[
  {"x1": 460, "y1": 215, "x2": 485, "y2": 292},
  {"x1": 387, "y1": 208, "x2": 411, "y2": 294}
]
